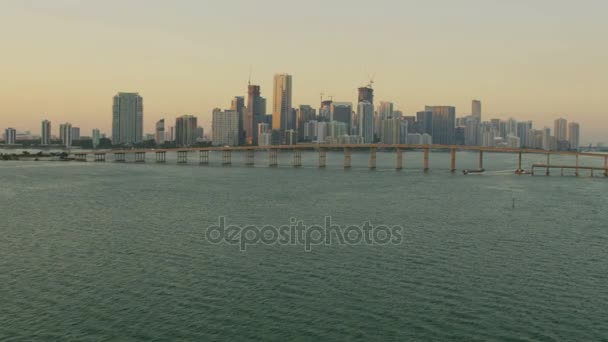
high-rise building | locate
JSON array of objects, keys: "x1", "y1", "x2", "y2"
[
  {"x1": 472, "y1": 100, "x2": 481, "y2": 120},
  {"x1": 568, "y1": 122, "x2": 580, "y2": 151},
  {"x1": 296, "y1": 105, "x2": 316, "y2": 141},
  {"x1": 71, "y1": 127, "x2": 80, "y2": 141},
  {"x1": 330, "y1": 102, "x2": 352, "y2": 133},
  {"x1": 416, "y1": 111, "x2": 433, "y2": 135},
  {"x1": 517, "y1": 121, "x2": 533, "y2": 147},
  {"x1": 112, "y1": 92, "x2": 143, "y2": 145},
  {"x1": 155, "y1": 119, "x2": 165, "y2": 145},
  {"x1": 464, "y1": 116, "x2": 480, "y2": 146},
  {"x1": 231, "y1": 96, "x2": 246, "y2": 145},
  {"x1": 175, "y1": 115, "x2": 198, "y2": 147},
  {"x1": 41, "y1": 120, "x2": 51, "y2": 145},
  {"x1": 380, "y1": 118, "x2": 402, "y2": 144},
  {"x1": 4, "y1": 128, "x2": 17, "y2": 145},
  {"x1": 319, "y1": 100, "x2": 332, "y2": 121},
  {"x1": 378, "y1": 102, "x2": 394, "y2": 120},
  {"x1": 358, "y1": 86, "x2": 374, "y2": 104},
  {"x1": 246, "y1": 85, "x2": 266, "y2": 145},
  {"x1": 425, "y1": 106, "x2": 456, "y2": 145},
  {"x1": 554, "y1": 118, "x2": 568, "y2": 146},
  {"x1": 272, "y1": 74, "x2": 293, "y2": 133},
  {"x1": 506, "y1": 118, "x2": 518, "y2": 137},
  {"x1": 212, "y1": 109, "x2": 239, "y2": 146},
  {"x1": 59, "y1": 123, "x2": 73, "y2": 149},
  {"x1": 542, "y1": 127, "x2": 552, "y2": 150},
  {"x1": 357, "y1": 101, "x2": 374, "y2": 143},
  {"x1": 92, "y1": 129, "x2": 101, "y2": 148}
]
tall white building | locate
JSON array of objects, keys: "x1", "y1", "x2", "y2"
[
  {"x1": 155, "y1": 119, "x2": 165, "y2": 145},
  {"x1": 112, "y1": 92, "x2": 143, "y2": 145},
  {"x1": 568, "y1": 122, "x2": 580, "y2": 150},
  {"x1": 378, "y1": 101, "x2": 394, "y2": 120},
  {"x1": 212, "y1": 109, "x2": 239, "y2": 146},
  {"x1": 542, "y1": 127, "x2": 552, "y2": 150},
  {"x1": 554, "y1": 118, "x2": 568, "y2": 150},
  {"x1": 357, "y1": 101, "x2": 374, "y2": 143},
  {"x1": 4, "y1": 128, "x2": 17, "y2": 145},
  {"x1": 41, "y1": 120, "x2": 51, "y2": 145},
  {"x1": 92, "y1": 129, "x2": 101, "y2": 148},
  {"x1": 59, "y1": 123, "x2": 73, "y2": 149},
  {"x1": 175, "y1": 115, "x2": 198, "y2": 147},
  {"x1": 272, "y1": 74, "x2": 293, "y2": 132}
]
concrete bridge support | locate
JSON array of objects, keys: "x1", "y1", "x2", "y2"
[
  {"x1": 450, "y1": 148, "x2": 456, "y2": 172},
  {"x1": 396, "y1": 149, "x2": 403, "y2": 170},
  {"x1": 292, "y1": 150, "x2": 302, "y2": 167},
  {"x1": 135, "y1": 152, "x2": 146, "y2": 163},
  {"x1": 546, "y1": 153, "x2": 550, "y2": 176},
  {"x1": 94, "y1": 153, "x2": 106, "y2": 162},
  {"x1": 575, "y1": 153, "x2": 580, "y2": 177},
  {"x1": 75, "y1": 153, "x2": 87, "y2": 162},
  {"x1": 156, "y1": 151, "x2": 166, "y2": 163},
  {"x1": 318, "y1": 149, "x2": 327, "y2": 168},
  {"x1": 269, "y1": 149, "x2": 278, "y2": 167},
  {"x1": 517, "y1": 152, "x2": 522, "y2": 172},
  {"x1": 369, "y1": 147, "x2": 377, "y2": 169},
  {"x1": 478, "y1": 150, "x2": 484, "y2": 170},
  {"x1": 114, "y1": 153, "x2": 126, "y2": 162},
  {"x1": 423, "y1": 148, "x2": 430, "y2": 172},
  {"x1": 199, "y1": 150, "x2": 209, "y2": 165},
  {"x1": 177, "y1": 151, "x2": 188, "y2": 164},
  {"x1": 245, "y1": 150, "x2": 254, "y2": 166},
  {"x1": 222, "y1": 150, "x2": 232, "y2": 165},
  {"x1": 344, "y1": 148, "x2": 352, "y2": 169},
  {"x1": 605, "y1": 156, "x2": 608, "y2": 177}
]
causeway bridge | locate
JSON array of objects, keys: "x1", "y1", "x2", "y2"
[{"x1": 69, "y1": 144, "x2": 608, "y2": 177}]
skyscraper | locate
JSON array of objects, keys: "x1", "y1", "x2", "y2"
[
  {"x1": 568, "y1": 122, "x2": 580, "y2": 151},
  {"x1": 517, "y1": 121, "x2": 533, "y2": 147},
  {"x1": 41, "y1": 120, "x2": 51, "y2": 145},
  {"x1": 4, "y1": 128, "x2": 16, "y2": 145},
  {"x1": 155, "y1": 119, "x2": 165, "y2": 145},
  {"x1": 425, "y1": 106, "x2": 456, "y2": 145},
  {"x1": 296, "y1": 105, "x2": 316, "y2": 141},
  {"x1": 231, "y1": 96, "x2": 246, "y2": 145},
  {"x1": 246, "y1": 84, "x2": 266, "y2": 145},
  {"x1": 92, "y1": 129, "x2": 101, "y2": 148},
  {"x1": 378, "y1": 101, "x2": 394, "y2": 120},
  {"x1": 112, "y1": 92, "x2": 143, "y2": 145},
  {"x1": 175, "y1": 115, "x2": 198, "y2": 147},
  {"x1": 59, "y1": 123, "x2": 73, "y2": 149},
  {"x1": 358, "y1": 86, "x2": 374, "y2": 104},
  {"x1": 272, "y1": 74, "x2": 293, "y2": 133},
  {"x1": 358, "y1": 101, "x2": 374, "y2": 143},
  {"x1": 554, "y1": 118, "x2": 568, "y2": 145},
  {"x1": 330, "y1": 102, "x2": 353, "y2": 133},
  {"x1": 416, "y1": 111, "x2": 433, "y2": 135},
  {"x1": 472, "y1": 100, "x2": 481, "y2": 120},
  {"x1": 212, "y1": 109, "x2": 240, "y2": 146},
  {"x1": 71, "y1": 127, "x2": 80, "y2": 141}
]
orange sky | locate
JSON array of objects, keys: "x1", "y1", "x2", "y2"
[{"x1": 1, "y1": 0, "x2": 607, "y2": 144}]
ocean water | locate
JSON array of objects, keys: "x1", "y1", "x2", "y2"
[{"x1": 1, "y1": 151, "x2": 607, "y2": 341}]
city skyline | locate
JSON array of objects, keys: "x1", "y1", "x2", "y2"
[{"x1": 1, "y1": 1, "x2": 607, "y2": 144}]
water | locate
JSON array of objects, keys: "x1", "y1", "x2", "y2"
[{"x1": 1, "y1": 151, "x2": 607, "y2": 341}]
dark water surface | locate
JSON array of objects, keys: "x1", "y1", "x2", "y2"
[{"x1": 1, "y1": 151, "x2": 607, "y2": 341}]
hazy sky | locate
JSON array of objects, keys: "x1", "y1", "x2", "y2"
[{"x1": 1, "y1": 0, "x2": 607, "y2": 143}]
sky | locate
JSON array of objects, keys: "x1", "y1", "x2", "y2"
[{"x1": 1, "y1": 0, "x2": 607, "y2": 144}]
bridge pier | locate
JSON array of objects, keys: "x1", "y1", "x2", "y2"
[
  {"x1": 478, "y1": 150, "x2": 484, "y2": 170},
  {"x1": 269, "y1": 149, "x2": 278, "y2": 167},
  {"x1": 199, "y1": 150, "x2": 209, "y2": 165},
  {"x1": 546, "y1": 153, "x2": 550, "y2": 176},
  {"x1": 94, "y1": 153, "x2": 105, "y2": 162},
  {"x1": 75, "y1": 153, "x2": 87, "y2": 162},
  {"x1": 292, "y1": 150, "x2": 302, "y2": 167},
  {"x1": 450, "y1": 148, "x2": 456, "y2": 172},
  {"x1": 134, "y1": 152, "x2": 146, "y2": 163},
  {"x1": 423, "y1": 148, "x2": 430, "y2": 172},
  {"x1": 155, "y1": 151, "x2": 166, "y2": 163},
  {"x1": 318, "y1": 149, "x2": 327, "y2": 168},
  {"x1": 396, "y1": 149, "x2": 403, "y2": 170},
  {"x1": 177, "y1": 151, "x2": 188, "y2": 164},
  {"x1": 114, "y1": 152, "x2": 126, "y2": 162},
  {"x1": 575, "y1": 153, "x2": 579, "y2": 177},
  {"x1": 222, "y1": 150, "x2": 232, "y2": 166},
  {"x1": 344, "y1": 148, "x2": 352, "y2": 169},
  {"x1": 605, "y1": 156, "x2": 607, "y2": 177},
  {"x1": 244, "y1": 150, "x2": 254, "y2": 166},
  {"x1": 369, "y1": 147, "x2": 376, "y2": 169},
  {"x1": 517, "y1": 152, "x2": 522, "y2": 173}
]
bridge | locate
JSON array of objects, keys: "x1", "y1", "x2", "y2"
[{"x1": 69, "y1": 144, "x2": 608, "y2": 177}]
